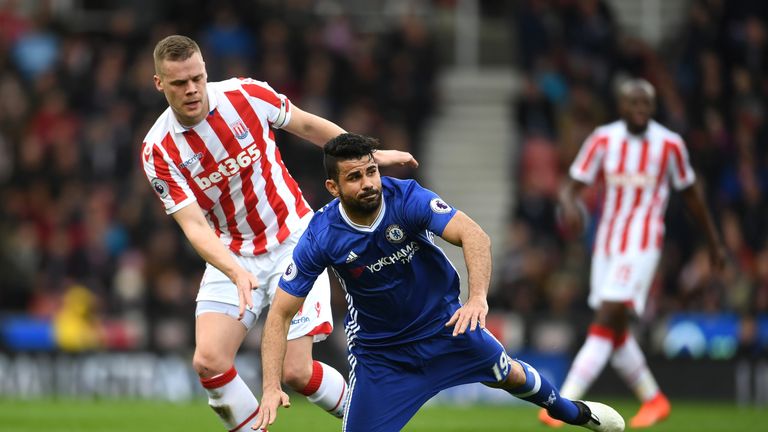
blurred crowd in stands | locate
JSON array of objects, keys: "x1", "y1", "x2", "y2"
[
  {"x1": 0, "y1": 0, "x2": 434, "y2": 351},
  {"x1": 1, "y1": 0, "x2": 765, "y2": 359},
  {"x1": 498, "y1": 0, "x2": 768, "y2": 357}
]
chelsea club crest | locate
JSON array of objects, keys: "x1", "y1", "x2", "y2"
[{"x1": 385, "y1": 224, "x2": 406, "y2": 243}]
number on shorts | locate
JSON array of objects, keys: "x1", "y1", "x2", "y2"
[
  {"x1": 491, "y1": 352, "x2": 510, "y2": 381},
  {"x1": 617, "y1": 264, "x2": 632, "y2": 284}
]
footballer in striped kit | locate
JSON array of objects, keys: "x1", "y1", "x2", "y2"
[
  {"x1": 141, "y1": 35, "x2": 417, "y2": 431},
  {"x1": 541, "y1": 79, "x2": 726, "y2": 429}
]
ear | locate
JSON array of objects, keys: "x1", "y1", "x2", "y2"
[
  {"x1": 325, "y1": 179, "x2": 339, "y2": 197},
  {"x1": 154, "y1": 74, "x2": 163, "y2": 92}
]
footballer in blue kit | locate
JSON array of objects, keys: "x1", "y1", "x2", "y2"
[{"x1": 254, "y1": 133, "x2": 625, "y2": 432}]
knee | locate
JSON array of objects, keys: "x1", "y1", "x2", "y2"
[
  {"x1": 489, "y1": 359, "x2": 528, "y2": 391},
  {"x1": 281, "y1": 357, "x2": 313, "y2": 391},
  {"x1": 505, "y1": 360, "x2": 528, "y2": 388},
  {"x1": 192, "y1": 347, "x2": 230, "y2": 379}
]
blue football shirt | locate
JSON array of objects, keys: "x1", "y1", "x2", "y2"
[{"x1": 280, "y1": 176, "x2": 461, "y2": 347}]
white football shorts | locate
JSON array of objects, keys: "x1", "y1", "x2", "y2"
[
  {"x1": 588, "y1": 250, "x2": 661, "y2": 315},
  {"x1": 195, "y1": 228, "x2": 333, "y2": 342}
]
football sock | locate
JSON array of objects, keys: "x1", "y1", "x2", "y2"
[
  {"x1": 200, "y1": 366, "x2": 260, "y2": 431},
  {"x1": 509, "y1": 359, "x2": 581, "y2": 423},
  {"x1": 611, "y1": 332, "x2": 660, "y2": 401},
  {"x1": 559, "y1": 324, "x2": 615, "y2": 399},
  {"x1": 298, "y1": 361, "x2": 348, "y2": 418}
]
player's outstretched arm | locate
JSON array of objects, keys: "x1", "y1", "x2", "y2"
[
  {"x1": 253, "y1": 288, "x2": 305, "y2": 430},
  {"x1": 557, "y1": 178, "x2": 588, "y2": 237},
  {"x1": 680, "y1": 179, "x2": 727, "y2": 270},
  {"x1": 282, "y1": 105, "x2": 346, "y2": 148},
  {"x1": 282, "y1": 106, "x2": 418, "y2": 168},
  {"x1": 373, "y1": 148, "x2": 419, "y2": 169},
  {"x1": 440, "y1": 211, "x2": 491, "y2": 336},
  {"x1": 171, "y1": 203, "x2": 259, "y2": 319}
]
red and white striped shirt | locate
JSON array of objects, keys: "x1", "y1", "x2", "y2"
[
  {"x1": 570, "y1": 120, "x2": 696, "y2": 257},
  {"x1": 141, "y1": 78, "x2": 312, "y2": 256}
]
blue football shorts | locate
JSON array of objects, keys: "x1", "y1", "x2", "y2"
[{"x1": 342, "y1": 325, "x2": 511, "y2": 431}]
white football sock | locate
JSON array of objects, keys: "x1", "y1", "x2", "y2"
[
  {"x1": 559, "y1": 324, "x2": 615, "y2": 400},
  {"x1": 299, "y1": 361, "x2": 348, "y2": 418},
  {"x1": 200, "y1": 367, "x2": 260, "y2": 431},
  {"x1": 611, "y1": 332, "x2": 660, "y2": 402}
]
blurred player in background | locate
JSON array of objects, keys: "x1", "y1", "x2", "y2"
[
  {"x1": 141, "y1": 36, "x2": 416, "y2": 431},
  {"x1": 254, "y1": 133, "x2": 625, "y2": 432},
  {"x1": 540, "y1": 79, "x2": 726, "y2": 428}
]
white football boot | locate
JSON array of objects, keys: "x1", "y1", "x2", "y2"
[{"x1": 574, "y1": 401, "x2": 625, "y2": 432}]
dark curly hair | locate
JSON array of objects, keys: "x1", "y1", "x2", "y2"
[{"x1": 323, "y1": 133, "x2": 379, "y2": 181}]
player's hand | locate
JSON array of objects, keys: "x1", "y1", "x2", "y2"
[
  {"x1": 445, "y1": 296, "x2": 488, "y2": 336},
  {"x1": 556, "y1": 200, "x2": 586, "y2": 238},
  {"x1": 374, "y1": 149, "x2": 419, "y2": 168},
  {"x1": 233, "y1": 270, "x2": 259, "y2": 320},
  {"x1": 252, "y1": 388, "x2": 291, "y2": 430}
]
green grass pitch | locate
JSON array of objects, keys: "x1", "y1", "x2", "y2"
[{"x1": 0, "y1": 398, "x2": 765, "y2": 431}]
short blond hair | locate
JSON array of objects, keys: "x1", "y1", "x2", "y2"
[{"x1": 153, "y1": 35, "x2": 201, "y2": 75}]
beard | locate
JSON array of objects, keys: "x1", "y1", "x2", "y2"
[{"x1": 339, "y1": 188, "x2": 382, "y2": 215}]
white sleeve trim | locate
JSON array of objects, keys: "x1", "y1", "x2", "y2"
[
  {"x1": 165, "y1": 196, "x2": 196, "y2": 215},
  {"x1": 569, "y1": 165, "x2": 595, "y2": 185},
  {"x1": 673, "y1": 169, "x2": 697, "y2": 191},
  {"x1": 272, "y1": 95, "x2": 290, "y2": 129}
]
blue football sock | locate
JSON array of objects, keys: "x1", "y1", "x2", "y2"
[{"x1": 508, "y1": 359, "x2": 581, "y2": 423}]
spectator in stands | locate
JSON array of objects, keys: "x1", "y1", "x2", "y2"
[{"x1": 0, "y1": 2, "x2": 438, "y2": 357}]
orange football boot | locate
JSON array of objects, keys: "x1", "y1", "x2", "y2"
[
  {"x1": 629, "y1": 393, "x2": 670, "y2": 428},
  {"x1": 538, "y1": 408, "x2": 565, "y2": 428}
]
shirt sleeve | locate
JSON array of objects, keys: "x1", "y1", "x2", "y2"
[
  {"x1": 279, "y1": 228, "x2": 328, "y2": 298},
  {"x1": 402, "y1": 181, "x2": 458, "y2": 236},
  {"x1": 238, "y1": 78, "x2": 292, "y2": 129},
  {"x1": 141, "y1": 141, "x2": 195, "y2": 214},
  {"x1": 569, "y1": 132, "x2": 608, "y2": 185},
  {"x1": 667, "y1": 139, "x2": 697, "y2": 190}
]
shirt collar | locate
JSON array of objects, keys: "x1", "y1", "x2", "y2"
[
  {"x1": 621, "y1": 119, "x2": 652, "y2": 139},
  {"x1": 338, "y1": 195, "x2": 387, "y2": 232}
]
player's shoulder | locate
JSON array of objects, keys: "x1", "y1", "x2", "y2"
[
  {"x1": 218, "y1": 77, "x2": 283, "y2": 107},
  {"x1": 207, "y1": 77, "x2": 244, "y2": 89},
  {"x1": 593, "y1": 120, "x2": 624, "y2": 136},
  {"x1": 649, "y1": 120, "x2": 685, "y2": 145},
  {"x1": 198, "y1": 78, "x2": 261, "y2": 103},
  {"x1": 382, "y1": 176, "x2": 420, "y2": 195},
  {"x1": 306, "y1": 199, "x2": 341, "y2": 236},
  {"x1": 142, "y1": 108, "x2": 176, "y2": 149},
  {"x1": 216, "y1": 77, "x2": 275, "y2": 92}
]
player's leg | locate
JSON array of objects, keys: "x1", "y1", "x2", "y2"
[
  {"x1": 343, "y1": 344, "x2": 434, "y2": 432},
  {"x1": 559, "y1": 301, "x2": 628, "y2": 400},
  {"x1": 541, "y1": 255, "x2": 617, "y2": 427},
  {"x1": 498, "y1": 358, "x2": 581, "y2": 422},
  {"x1": 558, "y1": 254, "x2": 620, "y2": 400},
  {"x1": 496, "y1": 358, "x2": 624, "y2": 431},
  {"x1": 607, "y1": 251, "x2": 669, "y2": 427},
  {"x1": 283, "y1": 334, "x2": 348, "y2": 418},
  {"x1": 193, "y1": 254, "x2": 271, "y2": 431},
  {"x1": 612, "y1": 332, "x2": 669, "y2": 428},
  {"x1": 428, "y1": 325, "x2": 624, "y2": 431},
  {"x1": 194, "y1": 305, "x2": 259, "y2": 432},
  {"x1": 278, "y1": 266, "x2": 348, "y2": 418}
]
